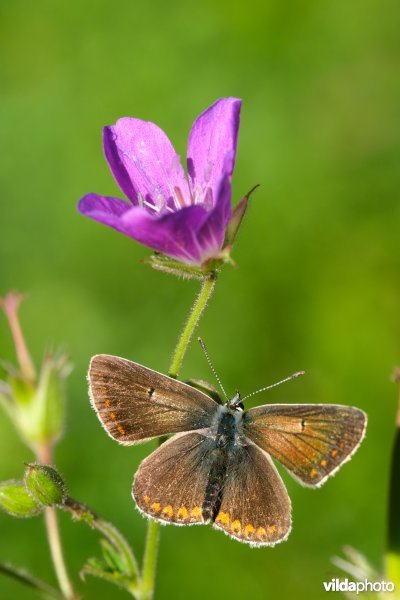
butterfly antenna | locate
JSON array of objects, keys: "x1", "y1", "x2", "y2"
[
  {"x1": 241, "y1": 371, "x2": 305, "y2": 402},
  {"x1": 198, "y1": 337, "x2": 229, "y2": 401}
]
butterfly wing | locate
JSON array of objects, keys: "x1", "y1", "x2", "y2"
[
  {"x1": 133, "y1": 432, "x2": 217, "y2": 525},
  {"x1": 213, "y1": 442, "x2": 291, "y2": 546},
  {"x1": 88, "y1": 354, "x2": 219, "y2": 445},
  {"x1": 242, "y1": 404, "x2": 367, "y2": 487}
]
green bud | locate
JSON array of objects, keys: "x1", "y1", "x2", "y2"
[
  {"x1": 0, "y1": 480, "x2": 42, "y2": 518},
  {"x1": 24, "y1": 464, "x2": 67, "y2": 507},
  {"x1": 8, "y1": 352, "x2": 71, "y2": 449}
]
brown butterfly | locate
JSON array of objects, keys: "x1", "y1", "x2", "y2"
[{"x1": 87, "y1": 341, "x2": 367, "y2": 547}]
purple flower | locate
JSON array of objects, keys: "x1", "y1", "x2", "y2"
[{"x1": 78, "y1": 98, "x2": 242, "y2": 266}]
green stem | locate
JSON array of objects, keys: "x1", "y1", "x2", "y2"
[
  {"x1": 139, "y1": 520, "x2": 160, "y2": 600},
  {"x1": 139, "y1": 272, "x2": 217, "y2": 600},
  {"x1": 37, "y1": 444, "x2": 76, "y2": 600},
  {"x1": 0, "y1": 562, "x2": 63, "y2": 600},
  {"x1": 168, "y1": 272, "x2": 217, "y2": 378}
]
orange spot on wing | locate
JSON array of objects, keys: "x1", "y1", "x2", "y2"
[
  {"x1": 257, "y1": 527, "x2": 267, "y2": 538},
  {"x1": 320, "y1": 459, "x2": 327, "y2": 468},
  {"x1": 117, "y1": 424, "x2": 125, "y2": 435},
  {"x1": 244, "y1": 524, "x2": 255, "y2": 536},
  {"x1": 151, "y1": 503, "x2": 161, "y2": 512},
  {"x1": 177, "y1": 507, "x2": 189, "y2": 520},
  {"x1": 331, "y1": 449, "x2": 338, "y2": 457},
  {"x1": 105, "y1": 399, "x2": 111, "y2": 408},
  {"x1": 215, "y1": 511, "x2": 230, "y2": 525},
  {"x1": 162, "y1": 505, "x2": 174, "y2": 518},
  {"x1": 143, "y1": 496, "x2": 150, "y2": 504},
  {"x1": 110, "y1": 412, "x2": 116, "y2": 420},
  {"x1": 190, "y1": 506, "x2": 202, "y2": 518},
  {"x1": 268, "y1": 525, "x2": 277, "y2": 534},
  {"x1": 310, "y1": 468, "x2": 318, "y2": 478},
  {"x1": 231, "y1": 519, "x2": 241, "y2": 533}
]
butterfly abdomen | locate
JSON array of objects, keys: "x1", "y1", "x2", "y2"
[{"x1": 202, "y1": 409, "x2": 239, "y2": 520}]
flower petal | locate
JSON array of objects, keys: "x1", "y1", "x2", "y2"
[
  {"x1": 78, "y1": 193, "x2": 132, "y2": 234},
  {"x1": 196, "y1": 175, "x2": 232, "y2": 256},
  {"x1": 103, "y1": 118, "x2": 190, "y2": 208},
  {"x1": 187, "y1": 97, "x2": 241, "y2": 203},
  {"x1": 78, "y1": 193, "x2": 221, "y2": 265},
  {"x1": 121, "y1": 204, "x2": 210, "y2": 265}
]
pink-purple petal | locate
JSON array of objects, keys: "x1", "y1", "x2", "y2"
[
  {"x1": 121, "y1": 204, "x2": 210, "y2": 265},
  {"x1": 103, "y1": 118, "x2": 190, "y2": 207},
  {"x1": 78, "y1": 193, "x2": 132, "y2": 233},
  {"x1": 196, "y1": 175, "x2": 232, "y2": 253},
  {"x1": 187, "y1": 97, "x2": 241, "y2": 202}
]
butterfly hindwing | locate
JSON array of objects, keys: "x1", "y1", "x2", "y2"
[
  {"x1": 213, "y1": 442, "x2": 292, "y2": 546},
  {"x1": 88, "y1": 354, "x2": 219, "y2": 445},
  {"x1": 133, "y1": 432, "x2": 217, "y2": 525},
  {"x1": 242, "y1": 404, "x2": 367, "y2": 487}
]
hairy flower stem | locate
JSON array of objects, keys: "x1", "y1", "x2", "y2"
[
  {"x1": 139, "y1": 272, "x2": 217, "y2": 600},
  {"x1": 168, "y1": 272, "x2": 217, "y2": 379},
  {"x1": 37, "y1": 444, "x2": 76, "y2": 600}
]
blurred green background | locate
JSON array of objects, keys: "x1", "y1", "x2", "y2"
[{"x1": 1, "y1": 0, "x2": 399, "y2": 598}]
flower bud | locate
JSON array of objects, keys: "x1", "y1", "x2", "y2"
[
  {"x1": 24, "y1": 464, "x2": 67, "y2": 507},
  {"x1": 0, "y1": 480, "x2": 41, "y2": 518},
  {"x1": 6, "y1": 352, "x2": 71, "y2": 449},
  {"x1": 0, "y1": 292, "x2": 72, "y2": 450}
]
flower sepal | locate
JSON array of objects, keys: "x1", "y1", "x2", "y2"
[
  {"x1": 143, "y1": 253, "x2": 223, "y2": 280},
  {"x1": 224, "y1": 185, "x2": 259, "y2": 248}
]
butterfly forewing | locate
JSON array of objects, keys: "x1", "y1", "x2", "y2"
[
  {"x1": 242, "y1": 404, "x2": 367, "y2": 487},
  {"x1": 88, "y1": 355, "x2": 219, "y2": 445},
  {"x1": 133, "y1": 432, "x2": 217, "y2": 525},
  {"x1": 213, "y1": 442, "x2": 291, "y2": 546}
]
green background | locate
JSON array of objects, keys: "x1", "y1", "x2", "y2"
[{"x1": 1, "y1": 0, "x2": 399, "y2": 598}]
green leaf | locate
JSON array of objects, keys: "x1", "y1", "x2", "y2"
[
  {"x1": 80, "y1": 559, "x2": 135, "y2": 592},
  {"x1": 101, "y1": 539, "x2": 126, "y2": 573}
]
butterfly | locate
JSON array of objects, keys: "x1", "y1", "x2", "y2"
[{"x1": 87, "y1": 341, "x2": 367, "y2": 547}]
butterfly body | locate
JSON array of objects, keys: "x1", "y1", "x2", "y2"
[
  {"x1": 88, "y1": 354, "x2": 367, "y2": 547},
  {"x1": 200, "y1": 404, "x2": 244, "y2": 521}
]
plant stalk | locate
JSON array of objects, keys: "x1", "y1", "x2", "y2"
[
  {"x1": 37, "y1": 443, "x2": 76, "y2": 600},
  {"x1": 139, "y1": 272, "x2": 217, "y2": 600},
  {"x1": 168, "y1": 272, "x2": 217, "y2": 378}
]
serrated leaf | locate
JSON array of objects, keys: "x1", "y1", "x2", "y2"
[
  {"x1": 80, "y1": 560, "x2": 133, "y2": 591},
  {"x1": 100, "y1": 539, "x2": 125, "y2": 573}
]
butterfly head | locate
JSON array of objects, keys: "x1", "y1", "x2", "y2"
[{"x1": 226, "y1": 392, "x2": 244, "y2": 411}]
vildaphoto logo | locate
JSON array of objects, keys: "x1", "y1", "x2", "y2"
[{"x1": 323, "y1": 578, "x2": 395, "y2": 594}]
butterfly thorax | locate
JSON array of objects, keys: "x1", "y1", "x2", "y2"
[{"x1": 215, "y1": 404, "x2": 242, "y2": 449}]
